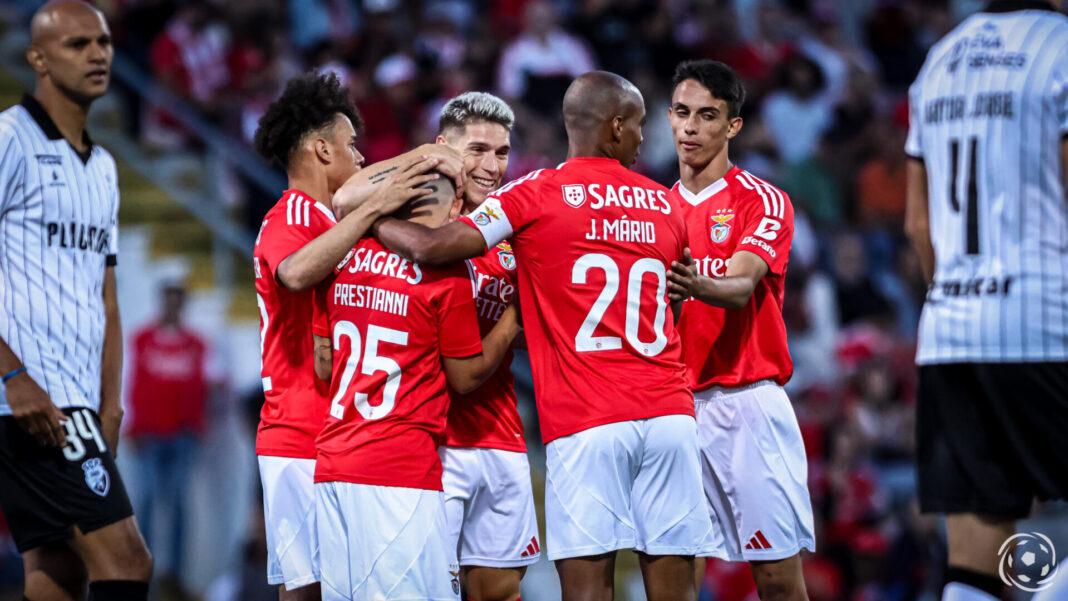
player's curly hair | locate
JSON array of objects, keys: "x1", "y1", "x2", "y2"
[
  {"x1": 672, "y1": 60, "x2": 746, "y2": 120},
  {"x1": 253, "y1": 71, "x2": 363, "y2": 169}
]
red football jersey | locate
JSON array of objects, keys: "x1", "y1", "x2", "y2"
[
  {"x1": 128, "y1": 324, "x2": 207, "y2": 437},
  {"x1": 313, "y1": 238, "x2": 483, "y2": 490},
  {"x1": 445, "y1": 242, "x2": 526, "y2": 452},
  {"x1": 459, "y1": 157, "x2": 694, "y2": 444},
  {"x1": 254, "y1": 190, "x2": 335, "y2": 458},
  {"x1": 671, "y1": 166, "x2": 794, "y2": 390}
]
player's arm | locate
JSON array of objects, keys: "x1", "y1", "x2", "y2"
[
  {"x1": 276, "y1": 159, "x2": 443, "y2": 292},
  {"x1": 1061, "y1": 137, "x2": 1067, "y2": 200},
  {"x1": 442, "y1": 304, "x2": 522, "y2": 394},
  {"x1": 667, "y1": 249, "x2": 769, "y2": 310},
  {"x1": 373, "y1": 218, "x2": 487, "y2": 266},
  {"x1": 331, "y1": 144, "x2": 465, "y2": 217},
  {"x1": 99, "y1": 266, "x2": 123, "y2": 454},
  {"x1": 313, "y1": 334, "x2": 332, "y2": 382},
  {"x1": 905, "y1": 158, "x2": 935, "y2": 284},
  {"x1": 0, "y1": 336, "x2": 67, "y2": 447}
]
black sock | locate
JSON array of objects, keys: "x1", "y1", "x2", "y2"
[
  {"x1": 945, "y1": 566, "x2": 1003, "y2": 598},
  {"x1": 88, "y1": 580, "x2": 149, "y2": 601}
]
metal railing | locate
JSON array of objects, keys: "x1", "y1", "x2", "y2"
[{"x1": 5, "y1": 0, "x2": 283, "y2": 262}]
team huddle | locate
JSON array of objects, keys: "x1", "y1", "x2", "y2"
[
  {"x1": 251, "y1": 61, "x2": 814, "y2": 601},
  {"x1": 1, "y1": 3, "x2": 1064, "y2": 601}
]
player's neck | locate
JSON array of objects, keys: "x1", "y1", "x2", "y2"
[
  {"x1": 679, "y1": 150, "x2": 733, "y2": 196},
  {"x1": 567, "y1": 142, "x2": 616, "y2": 163},
  {"x1": 286, "y1": 170, "x2": 331, "y2": 211},
  {"x1": 34, "y1": 84, "x2": 90, "y2": 152}
]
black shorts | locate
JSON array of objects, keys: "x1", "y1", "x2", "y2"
[
  {"x1": 917, "y1": 362, "x2": 1068, "y2": 518},
  {"x1": 0, "y1": 407, "x2": 133, "y2": 552}
]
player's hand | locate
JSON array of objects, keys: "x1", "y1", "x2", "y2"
[
  {"x1": 667, "y1": 248, "x2": 702, "y2": 303},
  {"x1": 99, "y1": 408, "x2": 122, "y2": 456},
  {"x1": 333, "y1": 155, "x2": 442, "y2": 219},
  {"x1": 414, "y1": 144, "x2": 465, "y2": 198},
  {"x1": 5, "y1": 371, "x2": 67, "y2": 448}
]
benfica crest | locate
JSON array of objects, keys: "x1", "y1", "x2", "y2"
[
  {"x1": 499, "y1": 250, "x2": 516, "y2": 270},
  {"x1": 562, "y1": 184, "x2": 586, "y2": 208},
  {"x1": 710, "y1": 214, "x2": 734, "y2": 243},
  {"x1": 82, "y1": 458, "x2": 110, "y2": 497}
]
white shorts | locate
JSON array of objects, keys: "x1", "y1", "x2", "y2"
[
  {"x1": 316, "y1": 481, "x2": 459, "y2": 601},
  {"x1": 258, "y1": 455, "x2": 319, "y2": 588},
  {"x1": 544, "y1": 414, "x2": 717, "y2": 561},
  {"x1": 439, "y1": 447, "x2": 540, "y2": 568},
  {"x1": 696, "y1": 381, "x2": 816, "y2": 562}
]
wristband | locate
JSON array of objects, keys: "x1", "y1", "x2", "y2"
[{"x1": 2, "y1": 367, "x2": 26, "y2": 384}]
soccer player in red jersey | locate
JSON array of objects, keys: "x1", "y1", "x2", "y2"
[
  {"x1": 664, "y1": 60, "x2": 814, "y2": 601},
  {"x1": 374, "y1": 71, "x2": 715, "y2": 601},
  {"x1": 311, "y1": 177, "x2": 522, "y2": 601},
  {"x1": 251, "y1": 72, "x2": 448, "y2": 601},
  {"x1": 434, "y1": 92, "x2": 540, "y2": 601}
]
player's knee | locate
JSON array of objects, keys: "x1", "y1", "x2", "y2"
[
  {"x1": 124, "y1": 546, "x2": 153, "y2": 581},
  {"x1": 751, "y1": 566, "x2": 805, "y2": 601},
  {"x1": 463, "y1": 567, "x2": 523, "y2": 601},
  {"x1": 100, "y1": 543, "x2": 152, "y2": 582}
]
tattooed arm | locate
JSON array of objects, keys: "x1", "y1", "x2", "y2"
[{"x1": 332, "y1": 144, "x2": 464, "y2": 218}]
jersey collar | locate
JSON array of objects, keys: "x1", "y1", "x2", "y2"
[
  {"x1": 673, "y1": 166, "x2": 738, "y2": 206},
  {"x1": 983, "y1": 0, "x2": 1057, "y2": 12},
  {"x1": 20, "y1": 93, "x2": 94, "y2": 164}
]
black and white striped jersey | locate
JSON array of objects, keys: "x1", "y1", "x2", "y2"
[
  {"x1": 0, "y1": 95, "x2": 119, "y2": 414},
  {"x1": 906, "y1": 2, "x2": 1068, "y2": 364}
]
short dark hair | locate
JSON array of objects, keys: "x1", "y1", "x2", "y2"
[
  {"x1": 671, "y1": 60, "x2": 746, "y2": 119},
  {"x1": 253, "y1": 72, "x2": 362, "y2": 169}
]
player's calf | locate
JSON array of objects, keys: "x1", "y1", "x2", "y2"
[{"x1": 23, "y1": 543, "x2": 87, "y2": 601}]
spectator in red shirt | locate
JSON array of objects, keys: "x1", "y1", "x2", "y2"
[{"x1": 128, "y1": 282, "x2": 213, "y2": 597}]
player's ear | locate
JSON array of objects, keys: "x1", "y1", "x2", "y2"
[
  {"x1": 726, "y1": 117, "x2": 743, "y2": 140},
  {"x1": 611, "y1": 115, "x2": 624, "y2": 142},
  {"x1": 25, "y1": 46, "x2": 47, "y2": 76},
  {"x1": 435, "y1": 134, "x2": 448, "y2": 145},
  {"x1": 314, "y1": 136, "x2": 332, "y2": 164}
]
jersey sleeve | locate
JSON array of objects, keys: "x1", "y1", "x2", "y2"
[
  {"x1": 258, "y1": 216, "x2": 323, "y2": 281},
  {"x1": 904, "y1": 81, "x2": 924, "y2": 160},
  {"x1": 436, "y1": 270, "x2": 483, "y2": 358},
  {"x1": 0, "y1": 128, "x2": 25, "y2": 215},
  {"x1": 735, "y1": 183, "x2": 794, "y2": 276},
  {"x1": 458, "y1": 171, "x2": 542, "y2": 248}
]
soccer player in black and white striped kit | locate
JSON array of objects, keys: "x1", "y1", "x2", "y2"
[
  {"x1": 0, "y1": 2, "x2": 152, "y2": 601},
  {"x1": 905, "y1": 2, "x2": 1068, "y2": 599}
]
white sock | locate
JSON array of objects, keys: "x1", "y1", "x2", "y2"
[{"x1": 942, "y1": 582, "x2": 999, "y2": 601}]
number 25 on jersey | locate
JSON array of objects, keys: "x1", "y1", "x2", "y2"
[{"x1": 330, "y1": 321, "x2": 408, "y2": 421}]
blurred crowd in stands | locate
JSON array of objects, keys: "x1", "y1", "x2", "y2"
[{"x1": 0, "y1": 0, "x2": 988, "y2": 599}]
